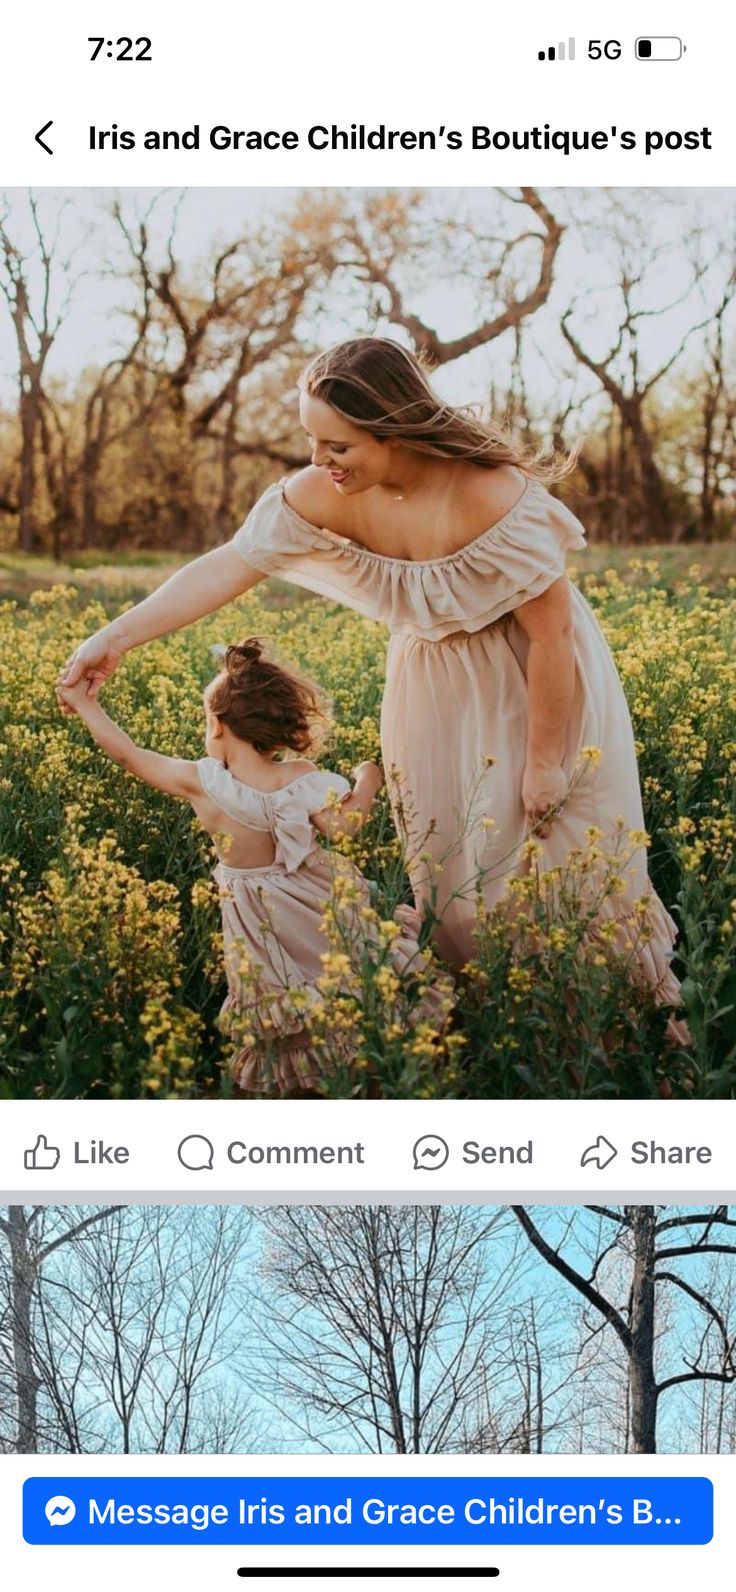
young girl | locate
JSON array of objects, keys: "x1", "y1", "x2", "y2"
[{"x1": 58, "y1": 638, "x2": 440, "y2": 1093}]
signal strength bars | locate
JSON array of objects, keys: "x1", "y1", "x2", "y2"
[{"x1": 538, "y1": 38, "x2": 576, "y2": 61}]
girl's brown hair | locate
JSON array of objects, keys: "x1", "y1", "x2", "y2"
[
  {"x1": 301, "y1": 336, "x2": 574, "y2": 482},
  {"x1": 207, "y1": 639, "x2": 330, "y2": 758}
]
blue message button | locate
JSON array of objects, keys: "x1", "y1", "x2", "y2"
[{"x1": 24, "y1": 1476, "x2": 714, "y2": 1547}]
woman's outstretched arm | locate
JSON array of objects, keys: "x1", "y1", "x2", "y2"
[{"x1": 61, "y1": 544, "x2": 263, "y2": 694}]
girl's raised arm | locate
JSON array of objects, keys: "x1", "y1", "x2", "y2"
[
  {"x1": 57, "y1": 680, "x2": 200, "y2": 800},
  {"x1": 311, "y1": 761, "x2": 384, "y2": 839},
  {"x1": 61, "y1": 543, "x2": 263, "y2": 695}
]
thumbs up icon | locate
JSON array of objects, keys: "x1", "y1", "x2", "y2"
[{"x1": 24, "y1": 1134, "x2": 61, "y2": 1171}]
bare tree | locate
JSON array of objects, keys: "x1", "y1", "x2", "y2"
[
  {"x1": 114, "y1": 194, "x2": 330, "y2": 541},
  {"x1": 698, "y1": 274, "x2": 736, "y2": 536},
  {"x1": 559, "y1": 197, "x2": 728, "y2": 540},
  {"x1": 511, "y1": 1205, "x2": 736, "y2": 1454},
  {"x1": 0, "y1": 194, "x2": 82, "y2": 552},
  {"x1": 328, "y1": 187, "x2": 564, "y2": 366},
  {"x1": 31, "y1": 1204, "x2": 252, "y2": 1453},
  {"x1": 71, "y1": 199, "x2": 161, "y2": 547},
  {"x1": 0, "y1": 1204, "x2": 122, "y2": 1451},
  {"x1": 0, "y1": 1204, "x2": 255, "y2": 1454},
  {"x1": 246, "y1": 1204, "x2": 525, "y2": 1454},
  {"x1": 508, "y1": 1300, "x2": 547, "y2": 1454},
  {"x1": 462, "y1": 1302, "x2": 550, "y2": 1454},
  {"x1": 460, "y1": 1293, "x2": 613, "y2": 1457}
]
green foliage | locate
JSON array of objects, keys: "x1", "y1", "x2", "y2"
[{"x1": 1, "y1": 557, "x2": 734, "y2": 1098}]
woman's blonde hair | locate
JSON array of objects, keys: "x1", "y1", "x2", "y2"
[{"x1": 300, "y1": 336, "x2": 574, "y2": 482}]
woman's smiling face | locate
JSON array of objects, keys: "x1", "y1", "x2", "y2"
[{"x1": 299, "y1": 392, "x2": 392, "y2": 493}]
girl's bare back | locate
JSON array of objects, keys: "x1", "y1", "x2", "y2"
[{"x1": 189, "y1": 759, "x2": 318, "y2": 869}]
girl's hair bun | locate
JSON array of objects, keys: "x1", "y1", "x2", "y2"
[
  {"x1": 224, "y1": 638, "x2": 263, "y2": 678},
  {"x1": 209, "y1": 635, "x2": 332, "y2": 758}
]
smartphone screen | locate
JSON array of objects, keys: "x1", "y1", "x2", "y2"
[{"x1": 0, "y1": 4, "x2": 734, "y2": 1587}]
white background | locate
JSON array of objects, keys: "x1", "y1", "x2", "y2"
[{"x1": 0, "y1": 0, "x2": 733, "y2": 186}]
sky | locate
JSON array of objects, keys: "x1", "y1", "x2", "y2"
[
  {"x1": 1, "y1": 1203, "x2": 734, "y2": 1457},
  {"x1": 1, "y1": 186, "x2": 734, "y2": 427}
]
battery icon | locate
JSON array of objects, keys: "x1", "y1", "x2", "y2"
[{"x1": 635, "y1": 36, "x2": 684, "y2": 60}]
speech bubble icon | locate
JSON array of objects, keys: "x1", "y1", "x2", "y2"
[
  {"x1": 177, "y1": 1134, "x2": 214, "y2": 1171},
  {"x1": 45, "y1": 1495, "x2": 76, "y2": 1527},
  {"x1": 412, "y1": 1133, "x2": 450, "y2": 1172}
]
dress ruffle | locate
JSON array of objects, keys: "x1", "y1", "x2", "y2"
[
  {"x1": 232, "y1": 476, "x2": 587, "y2": 641},
  {"x1": 217, "y1": 855, "x2": 450, "y2": 1095},
  {"x1": 221, "y1": 989, "x2": 324, "y2": 1094}
]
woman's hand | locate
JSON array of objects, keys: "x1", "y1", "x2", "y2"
[
  {"x1": 521, "y1": 758, "x2": 569, "y2": 839},
  {"x1": 56, "y1": 627, "x2": 125, "y2": 712}
]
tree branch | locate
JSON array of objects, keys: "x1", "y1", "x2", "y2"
[{"x1": 510, "y1": 1208, "x2": 631, "y2": 1350}]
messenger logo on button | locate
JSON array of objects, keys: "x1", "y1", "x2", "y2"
[{"x1": 45, "y1": 1494, "x2": 76, "y2": 1527}]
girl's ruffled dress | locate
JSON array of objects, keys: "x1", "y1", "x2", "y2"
[{"x1": 196, "y1": 757, "x2": 444, "y2": 1092}]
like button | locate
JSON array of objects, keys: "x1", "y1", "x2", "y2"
[{"x1": 23, "y1": 1134, "x2": 61, "y2": 1171}]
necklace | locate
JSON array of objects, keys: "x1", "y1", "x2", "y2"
[{"x1": 390, "y1": 478, "x2": 428, "y2": 503}]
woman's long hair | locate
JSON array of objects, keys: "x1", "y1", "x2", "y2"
[{"x1": 300, "y1": 337, "x2": 574, "y2": 482}]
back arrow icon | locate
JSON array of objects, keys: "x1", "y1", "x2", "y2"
[{"x1": 35, "y1": 120, "x2": 54, "y2": 155}]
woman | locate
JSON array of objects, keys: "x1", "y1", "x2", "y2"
[{"x1": 61, "y1": 336, "x2": 689, "y2": 1044}]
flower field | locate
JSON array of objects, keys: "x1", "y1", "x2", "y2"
[{"x1": 1, "y1": 554, "x2": 735, "y2": 1100}]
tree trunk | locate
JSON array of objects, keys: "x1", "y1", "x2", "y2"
[
  {"x1": 700, "y1": 385, "x2": 719, "y2": 540},
  {"x1": 7, "y1": 1206, "x2": 39, "y2": 1452},
  {"x1": 216, "y1": 398, "x2": 239, "y2": 537},
  {"x1": 18, "y1": 390, "x2": 38, "y2": 553},
  {"x1": 627, "y1": 1206, "x2": 658, "y2": 1454},
  {"x1": 81, "y1": 396, "x2": 105, "y2": 550},
  {"x1": 81, "y1": 447, "x2": 100, "y2": 548},
  {"x1": 533, "y1": 1310, "x2": 544, "y2": 1454},
  {"x1": 628, "y1": 406, "x2": 670, "y2": 543}
]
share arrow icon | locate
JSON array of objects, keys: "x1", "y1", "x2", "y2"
[{"x1": 580, "y1": 1134, "x2": 618, "y2": 1170}]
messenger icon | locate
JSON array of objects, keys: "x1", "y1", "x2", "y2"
[
  {"x1": 45, "y1": 1495, "x2": 76, "y2": 1527},
  {"x1": 412, "y1": 1134, "x2": 450, "y2": 1172}
]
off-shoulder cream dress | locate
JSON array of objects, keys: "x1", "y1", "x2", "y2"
[
  {"x1": 196, "y1": 757, "x2": 439, "y2": 1091},
  {"x1": 232, "y1": 475, "x2": 687, "y2": 1035}
]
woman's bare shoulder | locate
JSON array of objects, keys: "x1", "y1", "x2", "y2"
[
  {"x1": 283, "y1": 466, "x2": 348, "y2": 532},
  {"x1": 460, "y1": 463, "x2": 529, "y2": 527}
]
